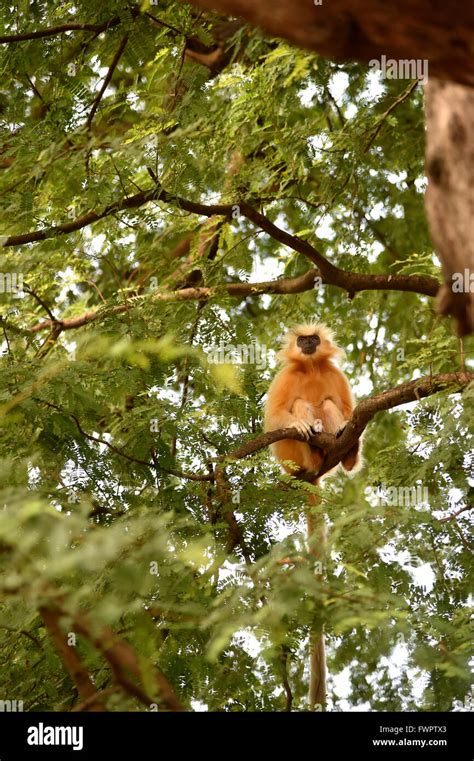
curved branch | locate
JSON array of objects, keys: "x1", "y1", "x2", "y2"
[
  {"x1": 236, "y1": 201, "x2": 440, "y2": 297},
  {"x1": 9, "y1": 183, "x2": 439, "y2": 334},
  {"x1": 39, "y1": 607, "x2": 105, "y2": 711},
  {"x1": 72, "y1": 612, "x2": 184, "y2": 711},
  {"x1": 0, "y1": 8, "x2": 144, "y2": 44},
  {"x1": 4, "y1": 184, "x2": 440, "y2": 300},
  {"x1": 183, "y1": 0, "x2": 474, "y2": 87},
  {"x1": 222, "y1": 372, "x2": 474, "y2": 478},
  {"x1": 86, "y1": 35, "x2": 129, "y2": 130},
  {"x1": 2, "y1": 186, "x2": 159, "y2": 246},
  {"x1": 29, "y1": 269, "x2": 320, "y2": 333},
  {"x1": 31, "y1": 374, "x2": 473, "y2": 492},
  {"x1": 41, "y1": 601, "x2": 184, "y2": 711}
]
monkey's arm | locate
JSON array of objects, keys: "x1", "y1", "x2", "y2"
[{"x1": 264, "y1": 369, "x2": 314, "y2": 438}]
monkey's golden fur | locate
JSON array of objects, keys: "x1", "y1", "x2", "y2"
[
  {"x1": 265, "y1": 323, "x2": 361, "y2": 709},
  {"x1": 265, "y1": 323, "x2": 361, "y2": 477}
]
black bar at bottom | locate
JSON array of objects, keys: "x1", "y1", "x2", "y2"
[{"x1": 0, "y1": 711, "x2": 470, "y2": 759}]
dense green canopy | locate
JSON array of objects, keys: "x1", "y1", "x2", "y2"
[{"x1": 0, "y1": 1, "x2": 472, "y2": 712}]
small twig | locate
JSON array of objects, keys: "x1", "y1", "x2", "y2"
[
  {"x1": 279, "y1": 645, "x2": 293, "y2": 712},
  {"x1": 215, "y1": 465, "x2": 252, "y2": 562},
  {"x1": 24, "y1": 72, "x2": 48, "y2": 110},
  {"x1": 459, "y1": 338, "x2": 465, "y2": 372},
  {"x1": 71, "y1": 686, "x2": 119, "y2": 712},
  {"x1": 84, "y1": 279, "x2": 107, "y2": 304},
  {"x1": 437, "y1": 505, "x2": 472, "y2": 522},
  {"x1": 0, "y1": 624, "x2": 43, "y2": 649},
  {"x1": 86, "y1": 34, "x2": 129, "y2": 130},
  {"x1": 24, "y1": 283, "x2": 58, "y2": 323},
  {"x1": 450, "y1": 521, "x2": 472, "y2": 554},
  {"x1": 160, "y1": 466, "x2": 214, "y2": 482},
  {"x1": 429, "y1": 533, "x2": 447, "y2": 590},
  {"x1": 37, "y1": 400, "x2": 152, "y2": 468},
  {"x1": 173, "y1": 41, "x2": 187, "y2": 98},
  {"x1": 365, "y1": 79, "x2": 419, "y2": 153},
  {"x1": 144, "y1": 11, "x2": 184, "y2": 37},
  {"x1": 0, "y1": 16, "x2": 125, "y2": 44},
  {"x1": 0, "y1": 317, "x2": 11, "y2": 355}
]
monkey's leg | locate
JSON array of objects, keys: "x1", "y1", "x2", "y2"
[
  {"x1": 291, "y1": 398, "x2": 315, "y2": 423},
  {"x1": 290, "y1": 399, "x2": 325, "y2": 474},
  {"x1": 272, "y1": 439, "x2": 314, "y2": 474},
  {"x1": 313, "y1": 399, "x2": 361, "y2": 472},
  {"x1": 341, "y1": 441, "x2": 360, "y2": 472},
  {"x1": 335, "y1": 418, "x2": 361, "y2": 472},
  {"x1": 314, "y1": 398, "x2": 345, "y2": 433},
  {"x1": 274, "y1": 399, "x2": 318, "y2": 474},
  {"x1": 309, "y1": 399, "x2": 345, "y2": 473}
]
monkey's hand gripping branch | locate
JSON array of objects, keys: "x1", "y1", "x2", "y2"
[{"x1": 223, "y1": 372, "x2": 474, "y2": 477}]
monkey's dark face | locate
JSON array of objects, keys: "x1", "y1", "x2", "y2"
[
  {"x1": 296, "y1": 333, "x2": 321, "y2": 355},
  {"x1": 278, "y1": 323, "x2": 343, "y2": 365}
]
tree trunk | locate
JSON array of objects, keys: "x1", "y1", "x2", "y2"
[
  {"x1": 425, "y1": 80, "x2": 474, "y2": 336},
  {"x1": 184, "y1": 0, "x2": 474, "y2": 334}
]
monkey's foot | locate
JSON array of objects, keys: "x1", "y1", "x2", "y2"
[
  {"x1": 311, "y1": 419, "x2": 324, "y2": 434},
  {"x1": 290, "y1": 419, "x2": 314, "y2": 440}
]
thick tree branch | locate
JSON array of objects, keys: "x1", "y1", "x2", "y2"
[
  {"x1": 222, "y1": 372, "x2": 474, "y2": 478},
  {"x1": 40, "y1": 600, "x2": 184, "y2": 711},
  {"x1": 71, "y1": 612, "x2": 184, "y2": 711},
  {"x1": 34, "y1": 372, "x2": 471, "y2": 486},
  {"x1": 10, "y1": 183, "x2": 439, "y2": 334},
  {"x1": 29, "y1": 269, "x2": 320, "y2": 333},
  {"x1": 236, "y1": 199, "x2": 439, "y2": 297},
  {"x1": 163, "y1": 372, "x2": 472, "y2": 483},
  {"x1": 29, "y1": 265, "x2": 439, "y2": 336},
  {"x1": 0, "y1": 17, "x2": 125, "y2": 43},
  {"x1": 182, "y1": 0, "x2": 474, "y2": 87},
  {"x1": 40, "y1": 606, "x2": 105, "y2": 711},
  {"x1": 3, "y1": 184, "x2": 439, "y2": 303}
]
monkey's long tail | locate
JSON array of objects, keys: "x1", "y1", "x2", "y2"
[{"x1": 307, "y1": 485, "x2": 327, "y2": 711}]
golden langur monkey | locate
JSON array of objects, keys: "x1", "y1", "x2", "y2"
[
  {"x1": 264, "y1": 323, "x2": 361, "y2": 711},
  {"x1": 264, "y1": 322, "x2": 361, "y2": 477}
]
